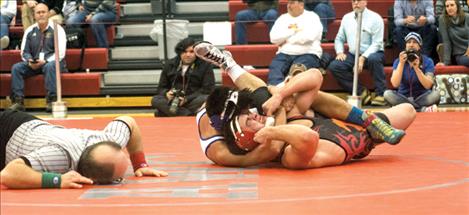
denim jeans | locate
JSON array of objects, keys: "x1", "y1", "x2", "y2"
[
  {"x1": 11, "y1": 61, "x2": 67, "y2": 99},
  {"x1": 328, "y1": 52, "x2": 386, "y2": 96},
  {"x1": 267, "y1": 53, "x2": 321, "y2": 85},
  {"x1": 235, "y1": 8, "x2": 278, "y2": 44},
  {"x1": 383, "y1": 89, "x2": 440, "y2": 111},
  {"x1": 66, "y1": 10, "x2": 116, "y2": 47},
  {"x1": 455, "y1": 54, "x2": 469, "y2": 67},
  {"x1": 304, "y1": 2, "x2": 335, "y2": 35},
  {"x1": 151, "y1": 94, "x2": 208, "y2": 116},
  {"x1": 1, "y1": 15, "x2": 13, "y2": 38},
  {"x1": 393, "y1": 24, "x2": 437, "y2": 56}
]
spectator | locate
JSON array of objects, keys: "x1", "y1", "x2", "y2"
[
  {"x1": 62, "y1": 0, "x2": 79, "y2": 21},
  {"x1": 1, "y1": 0, "x2": 16, "y2": 49},
  {"x1": 393, "y1": 0, "x2": 437, "y2": 56},
  {"x1": 235, "y1": 0, "x2": 278, "y2": 44},
  {"x1": 21, "y1": 0, "x2": 65, "y2": 30},
  {"x1": 435, "y1": 0, "x2": 469, "y2": 16},
  {"x1": 151, "y1": 38, "x2": 215, "y2": 117},
  {"x1": 437, "y1": 0, "x2": 469, "y2": 67},
  {"x1": 304, "y1": 0, "x2": 336, "y2": 41},
  {"x1": 384, "y1": 32, "x2": 440, "y2": 112},
  {"x1": 268, "y1": 0, "x2": 322, "y2": 85},
  {"x1": 8, "y1": 3, "x2": 67, "y2": 112},
  {"x1": 66, "y1": 0, "x2": 116, "y2": 48},
  {"x1": 328, "y1": 0, "x2": 386, "y2": 106}
]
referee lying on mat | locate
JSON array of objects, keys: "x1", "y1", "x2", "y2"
[{"x1": 0, "y1": 110, "x2": 168, "y2": 189}]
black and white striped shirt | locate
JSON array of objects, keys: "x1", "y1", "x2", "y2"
[{"x1": 5, "y1": 120, "x2": 131, "y2": 173}]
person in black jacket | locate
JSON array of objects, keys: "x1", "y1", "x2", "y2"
[{"x1": 151, "y1": 38, "x2": 216, "y2": 117}]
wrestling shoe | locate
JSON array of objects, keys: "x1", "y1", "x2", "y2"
[
  {"x1": 363, "y1": 111, "x2": 405, "y2": 145},
  {"x1": 194, "y1": 41, "x2": 236, "y2": 70}
]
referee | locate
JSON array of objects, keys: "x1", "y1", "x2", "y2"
[{"x1": 0, "y1": 110, "x2": 167, "y2": 189}]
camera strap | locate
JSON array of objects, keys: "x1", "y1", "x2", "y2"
[{"x1": 406, "y1": 65, "x2": 415, "y2": 98}]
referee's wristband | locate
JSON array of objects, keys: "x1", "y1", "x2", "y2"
[{"x1": 42, "y1": 172, "x2": 62, "y2": 189}]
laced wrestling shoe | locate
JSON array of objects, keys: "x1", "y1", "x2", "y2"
[
  {"x1": 194, "y1": 41, "x2": 236, "y2": 70},
  {"x1": 363, "y1": 111, "x2": 405, "y2": 145}
]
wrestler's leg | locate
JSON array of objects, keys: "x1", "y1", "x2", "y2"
[
  {"x1": 311, "y1": 91, "x2": 352, "y2": 120},
  {"x1": 231, "y1": 68, "x2": 267, "y2": 91},
  {"x1": 311, "y1": 91, "x2": 406, "y2": 145},
  {"x1": 379, "y1": 103, "x2": 416, "y2": 130}
]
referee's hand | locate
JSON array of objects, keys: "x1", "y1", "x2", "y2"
[
  {"x1": 61, "y1": 170, "x2": 93, "y2": 189},
  {"x1": 134, "y1": 167, "x2": 168, "y2": 177}
]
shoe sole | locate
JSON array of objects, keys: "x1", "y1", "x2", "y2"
[{"x1": 387, "y1": 130, "x2": 406, "y2": 145}]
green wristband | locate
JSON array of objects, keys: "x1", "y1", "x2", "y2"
[{"x1": 41, "y1": 172, "x2": 62, "y2": 188}]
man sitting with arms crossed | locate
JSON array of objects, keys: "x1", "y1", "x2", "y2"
[{"x1": 0, "y1": 110, "x2": 168, "y2": 189}]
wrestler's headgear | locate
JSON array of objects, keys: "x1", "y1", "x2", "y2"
[
  {"x1": 226, "y1": 114, "x2": 259, "y2": 152},
  {"x1": 205, "y1": 86, "x2": 253, "y2": 131}
]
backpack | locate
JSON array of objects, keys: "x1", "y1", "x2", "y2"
[
  {"x1": 65, "y1": 26, "x2": 86, "y2": 49},
  {"x1": 65, "y1": 26, "x2": 87, "y2": 71},
  {"x1": 434, "y1": 74, "x2": 468, "y2": 104}
]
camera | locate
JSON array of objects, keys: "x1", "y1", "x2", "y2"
[
  {"x1": 406, "y1": 49, "x2": 419, "y2": 63},
  {"x1": 169, "y1": 89, "x2": 185, "y2": 114}
]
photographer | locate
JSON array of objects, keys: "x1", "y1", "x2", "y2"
[
  {"x1": 151, "y1": 37, "x2": 215, "y2": 117},
  {"x1": 384, "y1": 32, "x2": 440, "y2": 112}
]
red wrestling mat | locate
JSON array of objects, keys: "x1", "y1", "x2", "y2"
[{"x1": 1, "y1": 112, "x2": 468, "y2": 215}]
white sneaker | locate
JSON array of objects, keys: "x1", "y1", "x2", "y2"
[
  {"x1": 1, "y1": 36, "x2": 10, "y2": 49},
  {"x1": 423, "y1": 104, "x2": 438, "y2": 112},
  {"x1": 194, "y1": 41, "x2": 236, "y2": 70}
]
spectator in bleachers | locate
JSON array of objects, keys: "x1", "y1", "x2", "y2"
[
  {"x1": 66, "y1": 0, "x2": 116, "y2": 48},
  {"x1": 328, "y1": 0, "x2": 386, "y2": 106},
  {"x1": 435, "y1": 0, "x2": 469, "y2": 16},
  {"x1": 8, "y1": 3, "x2": 67, "y2": 112},
  {"x1": 436, "y1": 0, "x2": 469, "y2": 67},
  {"x1": 303, "y1": 0, "x2": 335, "y2": 41},
  {"x1": 62, "y1": 0, "x2": 78, "y2": 21},
  {"x1": 393, "y1": 0, "x2": 437, "y2": 56},
  {"x1": 235, "y1": 0, "x2": 278, "y2": 44},
  {"x1": 1, "y1": 0, "x2": 16, "y2": 49},
  {"x1": 384, "y1": 32, "x2": 440, "y2": 112},
  {"x1": 21, "y1": 0, "x2": 65, "y2": 30},
  {"x1": 267, "y1": 0, "x2": 322, "y2": 85},
  {"x1": 151, "y1": 38, "x2": 215, "y2": 117}
]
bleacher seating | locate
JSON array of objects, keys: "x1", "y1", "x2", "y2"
[
  {"x1": 222, "y1": 0, "x2": 469, "y2": 93},
  {"x1": 0, "y1": 73, "x2": 101, "y2": 97},
  {"x1": 0, "y1": 48, "x2": 109, "y2": 72},
  {"x1": 225, "y1": 44, "x2": 398, "y2": 66},
  {"x1": 221, "y1": 66, "x2": 469, "y2": 90}
]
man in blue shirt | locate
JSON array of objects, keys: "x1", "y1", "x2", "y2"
[
  {"x1": 327, "y1": 0, "x2": 386, "y2": 106},
  {"x1": 384, "y1": 32, "x2": 440, "y2": 112},
  {"x1": 393, "y1": 0, "x2": 437, "y2": 56}
]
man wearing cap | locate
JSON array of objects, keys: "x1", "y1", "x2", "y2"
[
  {"x1": 327, "y1": 0, "x2": 386, "y2": 106},
  {"x1": 383, "y1": 32, "x2": 440, "y2": 112},
  {"x1": 393, "y1": 0, "x2": 437, "y2": 56}
]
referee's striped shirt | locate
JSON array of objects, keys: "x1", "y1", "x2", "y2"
[{"x1": 5, "y1": 120, "x2": 131, "y2": 173}]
